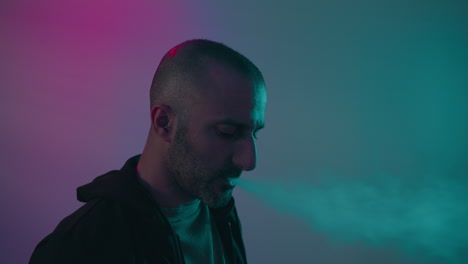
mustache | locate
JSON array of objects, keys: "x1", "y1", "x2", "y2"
[{"x1": 218, "y1": 168, "x2": 242, "y2": 179}]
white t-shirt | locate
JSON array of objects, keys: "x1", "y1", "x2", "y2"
[{"x1": 161, "y1": 200, "x2": 226, "y2": 264}]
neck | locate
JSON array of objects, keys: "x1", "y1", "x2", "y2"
[{"x1": 136, "y1": 133, "x2": 195, "y2": 208}]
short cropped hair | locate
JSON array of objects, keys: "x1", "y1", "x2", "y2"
[{"x1": 149, "y1": 39, "x2": 264, "y2": 123}]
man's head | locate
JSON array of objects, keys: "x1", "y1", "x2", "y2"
[{"x1": 147, "y1": 39, "x2": 266, "y2": 208}]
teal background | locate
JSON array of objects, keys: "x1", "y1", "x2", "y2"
[{"x1": 1, "y1": 0, "x2": 467, "y2": 263}]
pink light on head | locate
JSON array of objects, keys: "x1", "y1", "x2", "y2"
[{"x1": 168, "y1": 45, "x2": 181, "y2": 57}]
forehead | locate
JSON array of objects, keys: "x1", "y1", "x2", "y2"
[{"x1": 191, "y1": 63, "x2": 266, "y2": 127}]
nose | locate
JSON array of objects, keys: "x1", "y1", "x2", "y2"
[{"x1": 232, "y1": 136, "x2": 257, "y2": 171}]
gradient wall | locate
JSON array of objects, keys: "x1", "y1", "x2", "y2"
[{"x1": 1, "y1": 0, "x2": 467, "y2": 263}]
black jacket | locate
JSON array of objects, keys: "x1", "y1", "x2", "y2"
[{"x1": 29, "y1": 155, "x2": 247, "y2": 264}]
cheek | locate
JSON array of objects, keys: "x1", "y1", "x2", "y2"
[{"x1": 195, "y1": 132, "x2": 232, "y2": 166}]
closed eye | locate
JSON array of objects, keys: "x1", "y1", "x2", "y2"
[
  {"x1": 215, "y1": 122, "x2": 264, "y2": 140},
  {"x1": 218, "y1": 131, "x2": 260, "y2": 141},
  {"x1": 217, "y1": 130, "x2": 239, "y2": 140}
]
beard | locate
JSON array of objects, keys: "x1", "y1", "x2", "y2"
[{"x1": 167, "y1": 125, "x2": 241, "y2": 208}]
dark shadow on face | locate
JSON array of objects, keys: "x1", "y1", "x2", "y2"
[{"x1": 168, "y1": 124, "x2": 242, "y2": 208}]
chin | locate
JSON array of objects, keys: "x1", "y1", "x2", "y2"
[{"x1": 202, "y1": 190, "x2": 232, "y2": 209}]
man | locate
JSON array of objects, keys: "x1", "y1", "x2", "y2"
[{"x1": 29, "y1": 39, "x2": 267, "y2": 264}]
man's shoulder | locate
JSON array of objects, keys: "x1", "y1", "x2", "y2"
[
  {"x1": 45, "y1": 198, "x2": 134, "y2": 242},
  {"x1": 30, "y1": 198, "x2": 135, "y2": 264}
]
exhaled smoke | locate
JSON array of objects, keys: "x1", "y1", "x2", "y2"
[{"x1": 238, "y1": 173, "x2": 468, "y2": 264}]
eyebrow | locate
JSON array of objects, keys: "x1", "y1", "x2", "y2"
[{"x1": 217, "y1": 118, "x2": 265, "y2": 131}]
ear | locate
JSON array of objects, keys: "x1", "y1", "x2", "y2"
[{"x1": 150, "y1": 103, "x2": 174, "y2": 142}]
